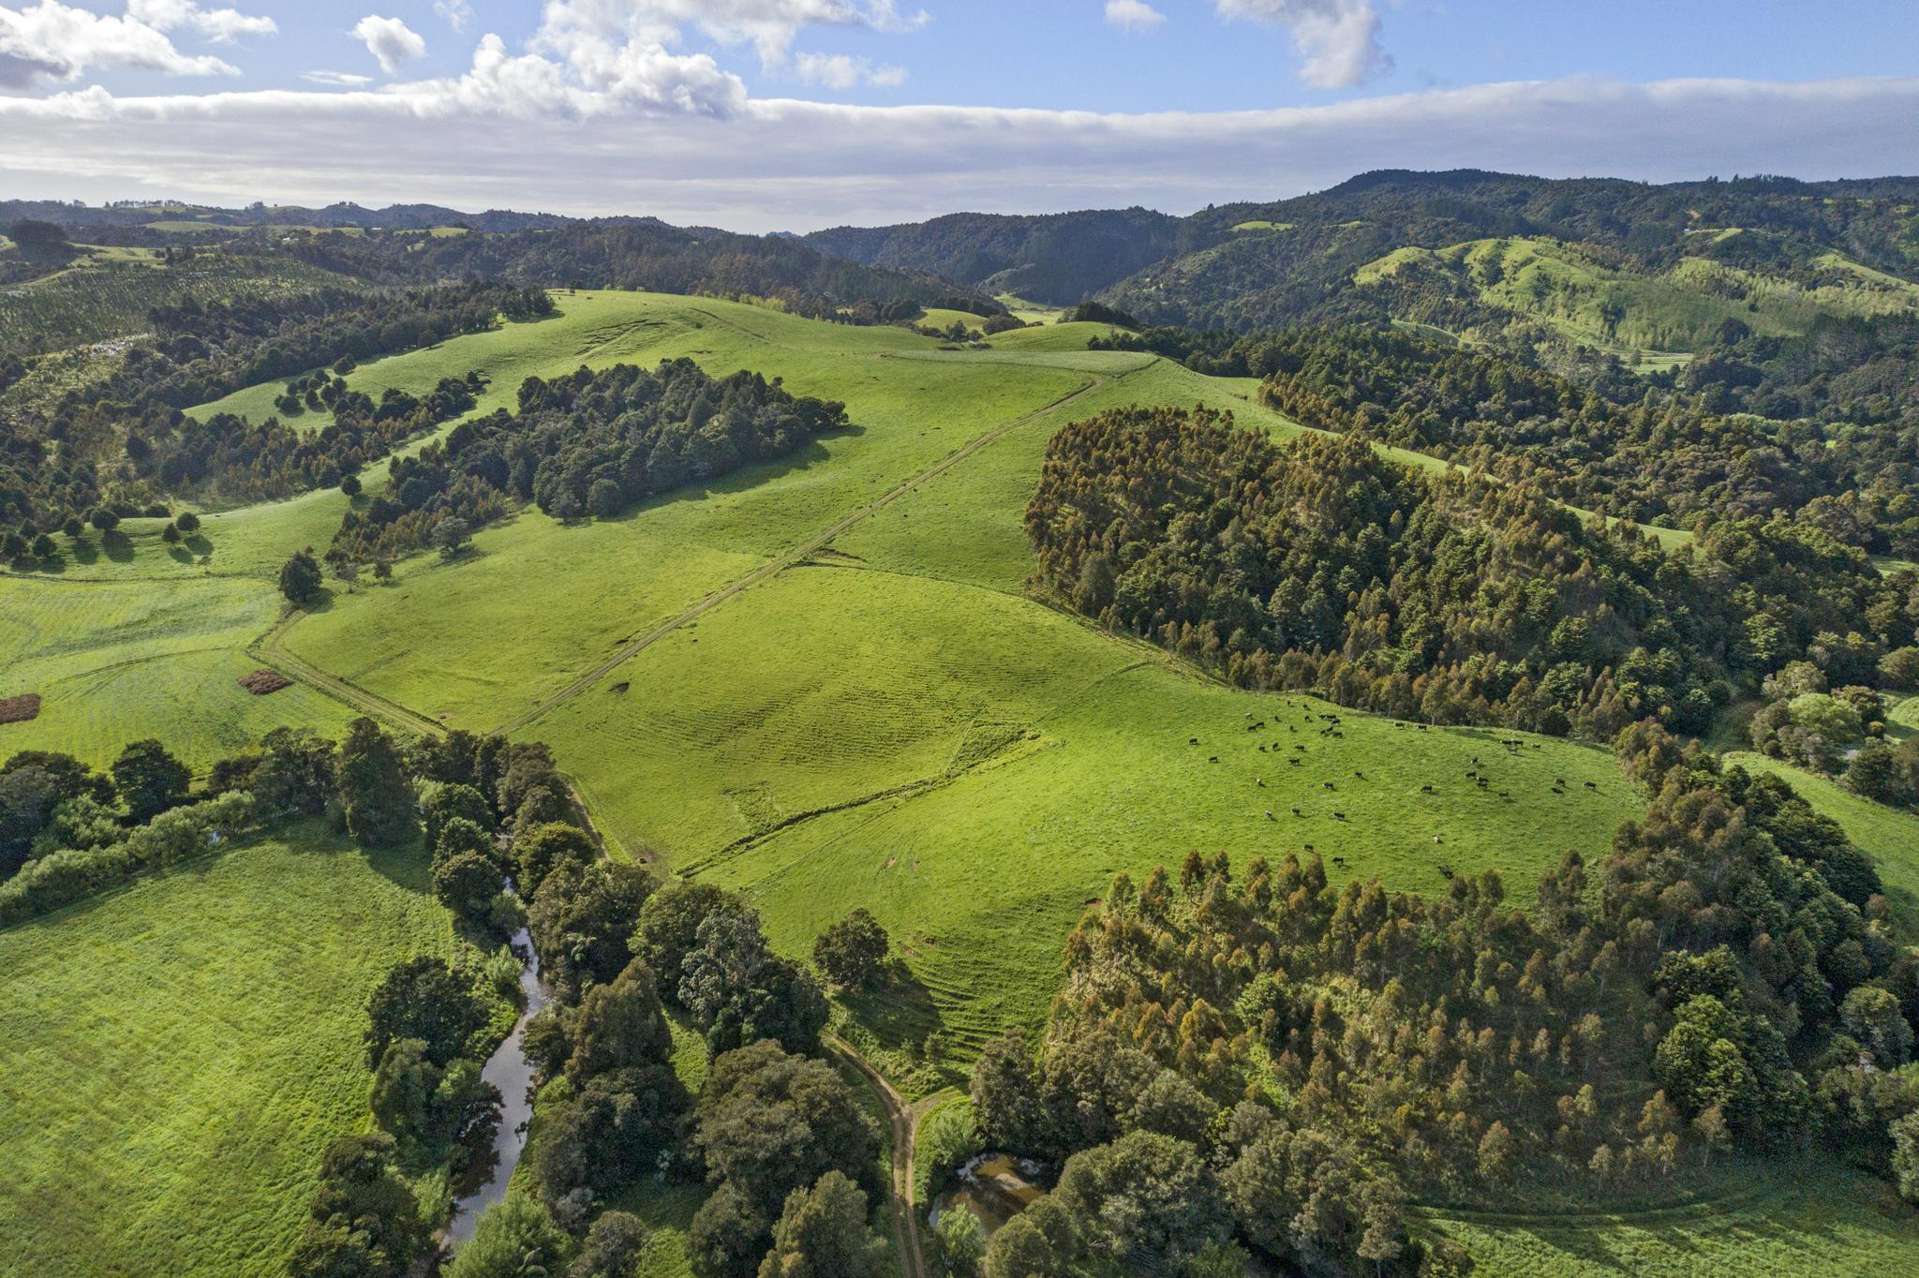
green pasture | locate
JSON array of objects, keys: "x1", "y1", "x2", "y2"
[
  {"x1": 539, "y1": 561, "x2": 1635, "y2": 1072},
  {"x1": 1422, "y1": 1161, "x2": 1919, "y2": 1277},
  {"x1": 0, "y1": 573, "x2": 352, "y2": 771},
  {"x1": 0, "y1": 829, "x2": 456, "y2": 1278}
]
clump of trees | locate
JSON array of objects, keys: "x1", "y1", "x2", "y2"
[
  {"x1": 969, "y1": 720, "x2": 1918, "y2": 1275},
  {"x1": 328, "y1": 358, "x2": 848, "y2": 566},
  {"x1": 1028, "y1": 406, "x2": 1914, "y2": 738}
]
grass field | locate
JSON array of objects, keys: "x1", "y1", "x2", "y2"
[
  {"x1": 0, "y1": 573, "x2": 354, "y2": 770},
  {"x1": 0, "y1": 828, "x2": 457, "y2": 1278},
  {"x1": 1422, "y1": 1161, "x2": 1919, "y2": 1277},
  {"x1": 99, "y1": 292, "x2": 1641, "y2": 1078}
]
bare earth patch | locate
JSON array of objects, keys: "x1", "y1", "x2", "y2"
[
  {"x1": 0, "y1": 693, "x2": 41, "y2": 724},
  {"x1": 237, "y1": 670, "x2": 292, "y2": 696}
]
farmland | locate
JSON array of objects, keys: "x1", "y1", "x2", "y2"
[
  {"x1": 0, "y1": 828, "x2": 457, "y2": 1278},
  {"x1": 6, "y1": 284, "x2": 1919, "y2": 1276}
]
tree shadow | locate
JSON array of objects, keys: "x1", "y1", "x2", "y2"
[
  {"x1": 102, "y1": 533, "x2": 135, "y2": 563},
  {"x1": 840, "y1": 962, "x2": 946, "y2": 1055}
]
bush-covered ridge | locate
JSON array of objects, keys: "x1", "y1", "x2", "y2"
[{"x1": 1026, "y1": 405, "x2": 1913, "y2": 737}]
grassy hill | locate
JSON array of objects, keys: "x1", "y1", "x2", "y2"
[
  {"x1": 1355, "y1": 235, "x2": 1919, "y2": 355},
  {"x1": 0, "y1": 829, "x2": 457, "y2": 1278}
]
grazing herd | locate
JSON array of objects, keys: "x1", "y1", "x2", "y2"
[{"x1": 1184, "y1": 700, "x2": 1602, "y2": 879}]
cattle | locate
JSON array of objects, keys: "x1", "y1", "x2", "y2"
[
  {"x1": 1420, "y1": 784, "x2": 1434, "y2": 794},
  {"x1": 1265, "y1": 811, "x2": 1275, "y2": 820},
  {"x1": 1585, "y1": 780, "x2": 1598, "y2": 790},
  {"x1": 1189, "y1": 737, "x2": 1199, "y2": 745},
  {"x1": 1209, "y1": 755, "x2": 1219, "y2": 763},
  {"x1": 1333, "y1": 811, "x2": 1346, "y2": 821},
  {"x1": 1256, "y1": 778, "x2": 1266, "y2": 787},
  {"x1": 1322, "y1": 781, "x2": 1336, "y2": 790},
  {"x1": 1291, "y1": 807, "x2": 1302, "y2": 816}
]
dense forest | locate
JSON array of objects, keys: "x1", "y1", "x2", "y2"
[
  {"x1": 966, "y1": 720, "x2": 1919, "y2": 1275},
  {"x1": 1026, "y1": 406, "x2": 1915, "y2": 737},
  {"x1": 327, "y1": 359, "x2": 847, "y2": 565},
  {"x1": 1240, "y1": 324, "x2": 1919, "y2": 554}
]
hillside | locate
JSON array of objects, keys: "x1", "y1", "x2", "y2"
[
  {"x1": 802, "y1": 207, "x2": 1200, "y2": 305},
  {"x1": 797, "y1": 171, "x2": 1919, "y2": 354}
]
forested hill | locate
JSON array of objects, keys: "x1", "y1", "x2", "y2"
[
  {"x1": 279, "y1": 220, "x2": 1000, "y2": 317},
  {"x1": 802, "y1": 170, "x2": 1919, "y2": 343},
  {"x1": 801, "y1": 208, "x2": 1200, "y2": 305}
]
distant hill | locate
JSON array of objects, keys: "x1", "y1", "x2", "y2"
[
  {"x1": 803, "y1": 208, "x2": 1202, "y2": 305},
  {"x1": 1115, "y1": 170, "x2": 1919, "y2": 345},
  {"x1": 802, "y1": 170, "x2": 1919, "y2": 349}
]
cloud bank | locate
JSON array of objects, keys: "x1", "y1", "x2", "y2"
[{"x1": 1, "y1": 73, "x2": 1913, "y2": 232}]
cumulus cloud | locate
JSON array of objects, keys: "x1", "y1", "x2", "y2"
[
  {"x1": 1218, "y1": 0, "x2": 1390, "y2": 88},
  {"x1": 127, "y1": 0, "x2": 275, "y2": 44},
  {"x1": 1105, "y1": 0, "x2": 1165, "y2": 32},
  {"x1": 301, "y1": 69, "x2": 372, "y2": 87},
  {"x1": 353, "y1": 14, "x2": 425, "y2": 75},
  {"x1": 0, "y1": 0, "x2": 241, "y2": 87},
  {"x1": 433, "y1": 0, "x2": 473, "y2": 32},
  {"x1": 0, "y1": 76, "x2": 1913, "y2": 234},
  {"x1": 388, "y1": 30, "x2": 747, "y2": 119},
  {"x1": 793, "y1": 51, "x2": 903, "y2": 88}
]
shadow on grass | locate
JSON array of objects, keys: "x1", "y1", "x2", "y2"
[{"x1": 840, "y1": 962, "x2": 948, "y2": 1055}]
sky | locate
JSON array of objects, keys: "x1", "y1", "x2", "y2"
[{"x1": 0, "y1": 1, "x2": 1916, "y2": 231}]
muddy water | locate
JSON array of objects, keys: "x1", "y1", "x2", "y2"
[
  {"x1": 445, "y1": 925, "x2": 549, "y2": 1247},
  {"x1": 929, "y1": 1153, "x2": 1045, "y2": 1235}
]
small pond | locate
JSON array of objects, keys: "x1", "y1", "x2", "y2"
[{"x1": 929, "y1": 1153, "x2": 1045, "y2": 1236}]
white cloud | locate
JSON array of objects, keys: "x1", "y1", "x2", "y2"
[
  {"x1": 390, "y1": 30, "x2": 747, "y2": 119},
  {"x1": 793, "y1": 51, "x2": 903, "y2": 88},
  {"x1": 301, "y1": 69, "x2": 372, "y2": 87},
  {"x1": 1105, "y1": 0, "x2": 1165, "y2": 32},
  {"x1": 534, "y1": 1, "x2": 929, "y2": 69},
  {"x1": 127, "y1": 0, "x2": 276, "y2": 44},
  {"x1": 1217, "y1": 0, "x2": 1390, "y2": 88},
  {"x1": 0, "y1": 0, "x2": 239, "y2": 87},
  {"x1": 433, "y1": 0, "x2": 473, "y2": 32},
  {"x1": 0, "y1": 76, "x2": 1914, "y2": 234},
  {"x1": 353, "y1": 14, "x2": 425, "y2": 75}
]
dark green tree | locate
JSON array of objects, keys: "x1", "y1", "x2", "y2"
[
  {"x1": 364, "y1": 955, "x2": 483, "y2": 1068},
  {"x1": 110, "y1": 739, "x2": 190, "y2": 824},
  {"x1": 812, "y1": 907, "x2": 890, "y2": 988},
  {"x1": 279, "y1": 549, "x2": 323, "y2": 605},
  {"x1": 337, "y1": 718, "x2": 414, "y2": 847},
  {"x1": 755, "y1": 1171, "x2": 883, "y2": 1278}
]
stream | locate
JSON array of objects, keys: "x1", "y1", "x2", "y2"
[{"x1": 445, "y1": 923, "x2": 549, "y2": 1248}]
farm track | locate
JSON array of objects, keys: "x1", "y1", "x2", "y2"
[
  {"x1": 827, "y1": 1035, "x2": 933, "y2": 1278},
  {"x1": 249, "y1": 611, "x2": 445, "y2": 737},
  {"x1": 493, "y1": 368, "x2": 1128, "y2": 737}
]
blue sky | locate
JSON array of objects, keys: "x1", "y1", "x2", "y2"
[{"x1": 2, "y1": 1, "x2": 1916, "y2": 228}]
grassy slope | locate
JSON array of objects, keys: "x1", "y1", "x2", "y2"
[
  {"x1": 1356, "y1": 236, "x2": 1918, "y2": 355},
  {"x1": 1423, "y1": 1161, "x2": 1919, "y2": 1277},
  {"x1": 0, "y1": 573, "x2": 355, "y2": 770},
  {"x1": 0, "y1": 829, "x2": 455, "y2": 1278}
]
